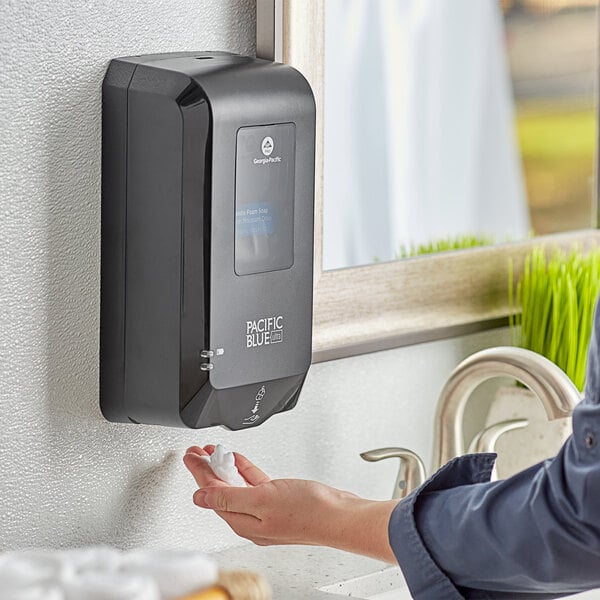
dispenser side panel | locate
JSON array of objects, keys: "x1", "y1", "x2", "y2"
[
  {"x1": 179, "y1": 96, "x2": 211, "y2": 409},
  {"x1": 100, "y1": 60, "x2": 137, "y2": 423}
]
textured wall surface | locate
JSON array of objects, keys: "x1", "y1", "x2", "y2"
[{"x1": 0, "y1": 0, "x2": 510, "y2": 553}]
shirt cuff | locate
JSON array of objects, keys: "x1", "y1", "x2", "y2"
[{"x1": 388, "y1": 453, "x2": 497, "y2": 600}]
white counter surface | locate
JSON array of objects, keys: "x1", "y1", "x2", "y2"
[
  {"x1": 215, "y1": 544, "x2": 600, "y2": 600},
  {"x1": 215, "y1": 543, "x2": 394, "y2": 599}
]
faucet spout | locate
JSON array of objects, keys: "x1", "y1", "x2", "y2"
[{"x1": 432, "y1": 347, "x2": 580, "y2": 474}]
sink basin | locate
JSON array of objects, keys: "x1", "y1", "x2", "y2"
[{"x1": 319, "y1": 566, "x2": 410, "y2": 599}]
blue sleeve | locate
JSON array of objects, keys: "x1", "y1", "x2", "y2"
[{"x1": 389, "y1": 302, "x2": 600, "y2": 600}]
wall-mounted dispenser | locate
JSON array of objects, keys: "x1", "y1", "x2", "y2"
[{"x1": 100, "y1": 52, "x2": 315, "y2": 429}]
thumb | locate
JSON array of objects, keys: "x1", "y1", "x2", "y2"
[{"x1": 194, "y1": 485, "x2": 263, "y2": 515}]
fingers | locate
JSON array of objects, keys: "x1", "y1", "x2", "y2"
[
  {"x1": 215, "y1": 511, "x2": 263, "y2": 542},
  {"x1": 193, "y1": 485, "x2": 264, "y2": 516},
  {"x1": 185, "y1": 445, "x2": 270, "y2": 487},
  {"x1": 186, "y1": 445, "x2": 212, "y2": 457},
  {"x1": 183, "y1": 451, "x2": 228, "y2": 489},
  {"x1": 234, "y1": 453, "x2": 271, "y2": 486}
]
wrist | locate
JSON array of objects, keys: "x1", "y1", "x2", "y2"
[{"x1": 318, "y1": 490, "x2": 399, "y2": 563}]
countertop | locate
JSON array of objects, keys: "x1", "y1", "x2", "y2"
[
  {"x1": 215, "y1": 544, "x2": 600, "y2": 600},
  {"x1": 215, "y1": 543, "x2": 395, "y2": 599}
]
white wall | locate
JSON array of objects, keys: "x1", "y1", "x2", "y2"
[{"x1": 0, "y1": 0, "x2": 511, "y2": 554}]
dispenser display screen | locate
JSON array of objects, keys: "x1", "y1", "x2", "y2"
[{"x1": 235, "y1": 123, "x2": 296, "y2": 275}]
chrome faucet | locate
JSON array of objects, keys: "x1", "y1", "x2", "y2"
[
  {"x1": 360, "y1": 447, "x2": 427, "y2": 500},
  {"x1": 362, "y1": 347, "x2": 579, "y2": 499},
  {"x1": 431, "y1": 346, "x2": 579, "y2": 473}
]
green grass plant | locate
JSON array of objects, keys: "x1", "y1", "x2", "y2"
[
  {"x1": 397, "y1": 234, "x2": 496, "y2": 258},
  {"x1": 511, "y1": 246, "x2": 600, "y2": 391}
]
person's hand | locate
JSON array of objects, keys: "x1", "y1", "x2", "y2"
[
  {"x1": 183, "y1": 446, "x2": 398, "y2": 563},
  {"x1": 183, "y1": 444, "x2": 269, "y2": 489},
  {"x1": 184, "y1": 445, "x2": 356, "y2": 546}
]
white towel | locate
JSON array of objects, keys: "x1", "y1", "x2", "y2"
[
  {"x1": 62, "y1": 572, "x2": 160, "y2": 600},
  {"x1": 61, "y1": 547, "x2": 122, "y2": 575},
  {"x1": 121, "y1": 550, "x2": 219, "y2": 600},
  {"x1": 0, "y1": 548, "x2": 218, "y2": 600},
  {"x1": 0, "y1": 549, "x2": 74, "y2": 587},
  {"x1": 3, "y1": 586, "x2": 64, "y2": 600}
]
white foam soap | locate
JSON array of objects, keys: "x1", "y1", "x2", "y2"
[{"x1": 200, "y1": 445, "x2": 247, "y2": 487}]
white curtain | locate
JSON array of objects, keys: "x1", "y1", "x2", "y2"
[{"x1": 323, "y1": 0, "x2": 530, "y2": 270}]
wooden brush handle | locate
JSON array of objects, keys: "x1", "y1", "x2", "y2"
[
  {"x1": 177, "y1": 570, "x2": 272, "y2": 600},
  {"x1": 178, "y1": 588, "x2": 231, "y2": 600}
]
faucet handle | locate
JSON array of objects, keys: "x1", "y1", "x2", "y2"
[
  {"x1": 467, "y1": 419, "x2": 529, "y2": 482},
  {"x1": 360, "y1": 447, "x2": 426, "y2": 500},
  {"x1": 467, "y1": 419, "x2": 529, "y2": 455}
]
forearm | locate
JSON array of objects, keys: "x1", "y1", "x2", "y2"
[{"x1": 315, "y1": 491, "x2": 398, "y2": 563}]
